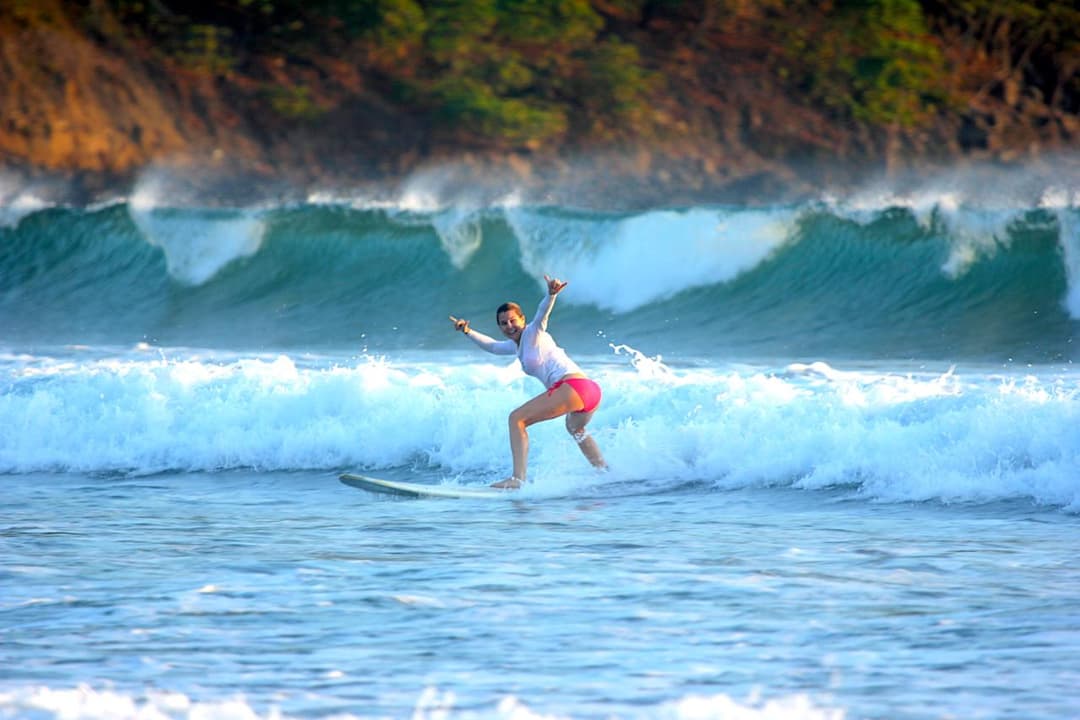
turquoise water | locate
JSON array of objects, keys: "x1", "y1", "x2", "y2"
[
  {"x1": 1, "y1": 182, "x2": 1079, "y2": 718},
  {"x1": 2, "y1": 199, "x2": 1078, "y2": 363}
]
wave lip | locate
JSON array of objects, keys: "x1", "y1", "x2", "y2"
[
  {"x1": 0, "y1": 200, "x2": 1077, "y2": 361},
  {"x1": 129, "y1": 206, "x2": 266, "y2": 285},
  {"x1": 507, "y1": 206, "x2": 796, "y2": 312}
]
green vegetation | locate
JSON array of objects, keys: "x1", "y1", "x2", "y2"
[
  {"x1": 263, "y1": 85, "x2": 324, "y2": 120},
  {"x1": 81, "y1": 0, "x2": 659, "y2": 145},
  {"x1": 177, "y1": 24, "x2": 236, "y2": 75},
  {"x1": 776, "y1": 0, "x2": 950, "y2": 128},
  {"x1": 17, "y1": 1, "x2": 1078, "y2": 148}
]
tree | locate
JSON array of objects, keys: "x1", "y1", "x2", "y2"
[{"x1": 779, "y1": 0, "x2": 949, "y2": 128}]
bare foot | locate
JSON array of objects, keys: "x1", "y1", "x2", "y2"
[{"x1": 491, "y1": 477, "x2": 522, "y2": 489}]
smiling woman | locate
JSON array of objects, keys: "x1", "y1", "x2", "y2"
[{"x1": 450, "y1": 274, "x2": 607, "y2": 488}]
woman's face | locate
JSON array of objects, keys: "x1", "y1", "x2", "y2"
[{"x1": 497, "y1": 308, "x2": 525, "y2": 341}]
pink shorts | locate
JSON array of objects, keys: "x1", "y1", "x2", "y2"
[{"x1": 548, "y1": 377, "x2": 602, "y2": 414}]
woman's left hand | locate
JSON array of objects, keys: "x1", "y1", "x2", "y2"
[{"x1": 545, "y1": 274, "x2": 568, "y2": 295}]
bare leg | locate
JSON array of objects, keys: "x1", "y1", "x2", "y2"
[
  {"x1": 566, "y1": 409, "x2": 606, "y2": 469},
  {"x1": 492, "y1": 384, "x2": 582, "y2": 488}
]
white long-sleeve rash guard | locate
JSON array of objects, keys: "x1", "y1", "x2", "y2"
[{"x1": 465, "y1": 293, "x2": 583, "y2": 389}]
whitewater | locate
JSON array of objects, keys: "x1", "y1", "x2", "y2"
[{"x1": 1, "y1": 168, "x2": 1079, "y2": 719}]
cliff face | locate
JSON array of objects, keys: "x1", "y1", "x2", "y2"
[
  {"x1": 1, "y1": 6, "x2": 429, "y2": 201},
  {"x1": 2, "y1": 7, "x2": 184, "y2": 174},
  {"x1": 1, "y1": 6, "x2": 284, "y2": 198},
  {"x1": 1, "y1": 2, "x2": 1075, "y2": 206}
]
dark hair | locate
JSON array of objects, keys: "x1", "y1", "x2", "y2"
[{"x1": 496, "y1": 302, "x2": 522, "y2": 321}]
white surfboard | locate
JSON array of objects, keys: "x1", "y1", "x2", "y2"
[{"x1": 339, "y1": 473, "x2": 516, "y2": 499}]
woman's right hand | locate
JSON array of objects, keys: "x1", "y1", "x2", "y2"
[
  {"x1": 449, "y1": 315, "x2": 470, "y2": 334},
  {"x1": 545, "y1": 274, "x2": 568, "y2": 296}
]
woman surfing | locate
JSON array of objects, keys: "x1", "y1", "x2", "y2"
[{"x1": 450, "y1": 275, "x2": 606, "y2": 488}]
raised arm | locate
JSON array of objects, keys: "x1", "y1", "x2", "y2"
[
  {"x1": 449, "y1": 315, "x2": 516, "y2": 355},
  {"x1": 533, "y1": 274, "x2": 568, "y2": 331}
]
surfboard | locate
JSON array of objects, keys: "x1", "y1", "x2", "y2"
[{"x1": 339, "y1": 473, "x2": 515, "y2": 499}]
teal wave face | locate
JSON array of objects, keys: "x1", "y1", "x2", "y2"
[{"x1": 1, "y1": 201, "x2": 1077, "y2": 362}]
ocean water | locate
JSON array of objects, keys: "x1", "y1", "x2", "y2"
[{"x1": 1, "y1": 170, "x2": 1079, "y2": 719}]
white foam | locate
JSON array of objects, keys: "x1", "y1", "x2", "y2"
[
  {"x1": 432, "y1": 208, "x2": 485, "y2": 269},
  {"x1": 1056, "y1": 209, "x2": 1080, "y2": 317},
  {"x1": 0, "y1": 684, "x2": 842, "y2": 720},
  {"x1": 1038, "y1": 185, "x2": 1080, "y2": 210},
  {"x1": 128, "y1": 206, "x2": 265, "y2": 285},
  {"x1": 2, "y1": 350, "x2": 1077, "y2": 510},
  {"x1": 0, "y1": 685, "x2": 266, "y2": 720},
  {"x1": 829, "y1": 190, "x2": 1027, "y2": 278},
  {"x1": 505, "y1": 207, "x2": 795, "y2": 312},
  {"x1": 829, "y1": 187, "x2": 1080, "y2": 311},
  {"x1": 654, "y1": 692, "x2": 843, "y2": 720},
  {"x1": 931, "y1": 207, "x2": 1024, "y2": 278},
  {"x1": 0, "y1": 171, "x2": 52, "y2": 227}
]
